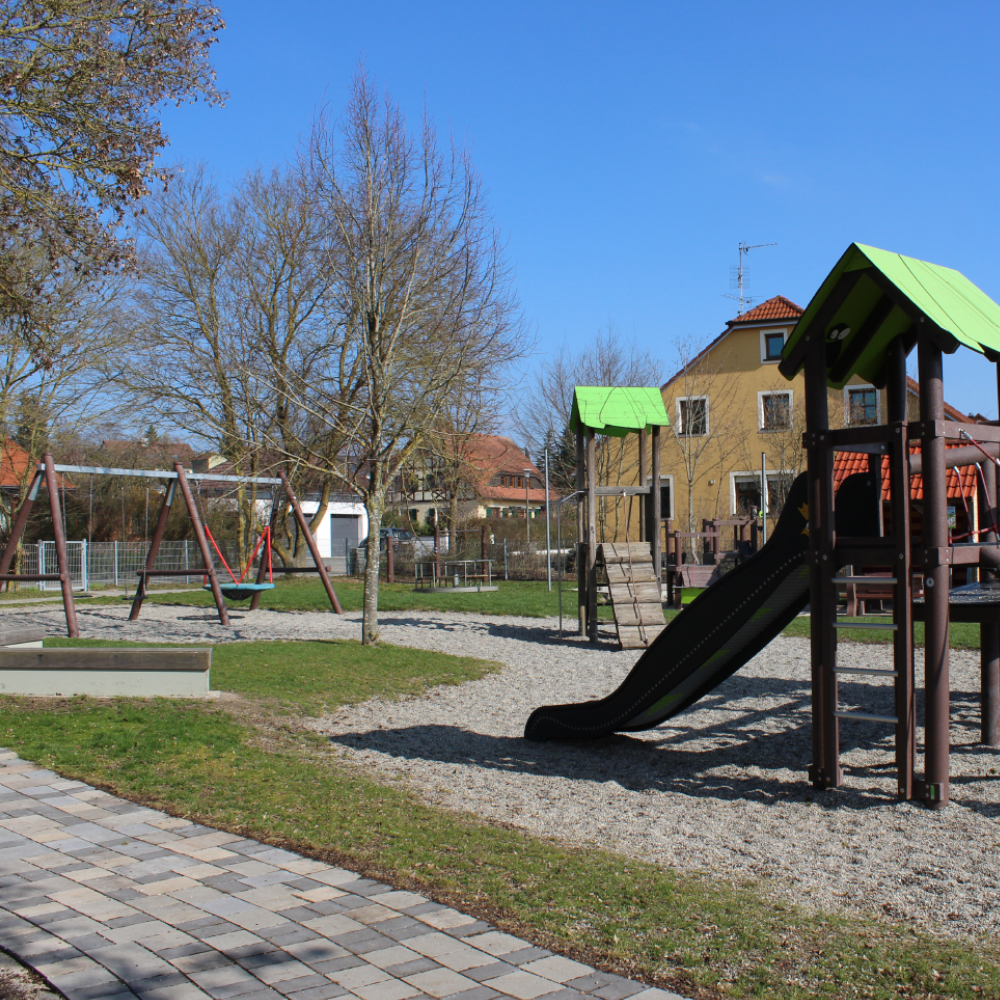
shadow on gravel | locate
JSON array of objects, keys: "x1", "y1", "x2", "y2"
[
  {"x1": 369, "y1": 615, "x2": 624, "y2": 649},
  {"x1": 327, "y1": 674, "x2": 1000, "y2": 815}
]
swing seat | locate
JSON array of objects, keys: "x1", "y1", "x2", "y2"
[{"x1": 205, "y1": 582, "x2": 276, "y2": 602}]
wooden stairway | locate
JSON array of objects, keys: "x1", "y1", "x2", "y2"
[{"x1": 596, "y1": 542, "x2": 666, "y2": 649}]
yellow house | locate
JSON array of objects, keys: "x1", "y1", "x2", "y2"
[{"x1": 603, "y1": 296, "x2": 898, "y2": 542}]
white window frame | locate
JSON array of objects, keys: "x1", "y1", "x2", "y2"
[
  {"x1": 758, "y1": 389, "x2": 793, "y2": 432},
  {"x1": 760, "y1": 327, "x2": 789, "y2": 364},
  {"x1": 675, "y1": 395, "x2": 709, "y2": 436},
  {"x1": 647, "y1": 473, "x2": 674, "y2": 520},
  {"x1": 844, "y1": 383, "x2": 881, "y2": 426},
  {"x1": 730, "y1": 469, "x2": 795, "y2": 516}
]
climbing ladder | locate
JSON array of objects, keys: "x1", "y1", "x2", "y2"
[{"x1": 596, "y1": 542, "x2": 666, "y2": 650}]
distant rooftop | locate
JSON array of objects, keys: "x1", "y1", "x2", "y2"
[{"x1": 728, "y1": 295, "x2": 804, "y2": 326}]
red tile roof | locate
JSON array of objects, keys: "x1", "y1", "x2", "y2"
[
  {"x1": 457, "y1": 435, "x2": 558, "y2": 501},
  {"x1": 728, "y1": 295, "x2": 804, "y2": 326},
  {"x1": 0, "y1": 440, "x2": 72, "y2": 489},
  {"x1": 833, "y1": 443, "x2": 977, "y2": 501}
]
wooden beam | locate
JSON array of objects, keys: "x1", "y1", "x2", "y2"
[
  {"x1": 778, "y1": 268, "x2": 869, "y2": 379},
  {"x1": 828, "y1": 294, "x2": 895, "y2": 384}
]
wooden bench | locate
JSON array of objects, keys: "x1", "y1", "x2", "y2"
[{"x1": 0, "y1": 648, "x2": 215, "y2": 699}]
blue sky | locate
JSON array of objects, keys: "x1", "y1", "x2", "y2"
[{"x1": 160, "y1": 1, "x2": 1000, "y2": 416}]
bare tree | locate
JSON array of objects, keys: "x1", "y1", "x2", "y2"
[
  {"x1": 272, "y1": 70, "x2": 526, "y2": 645},
  {"x1": 0, "y1": 260, "x2": 123, "y2": 537},
  {"x1": 118, "y1": 163, "x2": 342, "y2": 566},
  {"x1": 517, "y1": 324, "x2": 662, "y2": 538},
  {"x1": 663, "y1": 335, "x2": 746, "y2": 555},
  {"x1": 0, "y1": 1, "x2": 224, "y2": 332}
]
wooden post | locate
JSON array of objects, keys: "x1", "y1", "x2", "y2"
[
  {"x1": 43, "y1": 454, "x2": 79, "y2": 638},
  {"x1": 918, "y1": 334, "x2": 949, "y2": 808},
  {"x1": 586, "y1": 428, "x2": 598, "y2": 642},
  {"x1": 0, "y1": 470, "x2": 43, "y2": 576},
  {"x1": 638, "y1": 428, "x2": 648, "y2": 543},
  {"x1": 651, "y1": 424, "x2": 662, "y2": 591},
  {"x1": 387, "y1": 534, "x2": 395, "y2": 584},
  {"x1": 804, "y1": 341, "x2": 839, "y2": 789},
  {"x1": 129, "y1": 480, "x2": 176, "y2": 621},
  {"x1": 280, "y1": 471, "x2": 343, "y2": 614},
  {"x1": 983, "y1": 361, "x2": 1000, "y2": 747},
  {"x1": 481, "y1": 524, "x2": 488, "y2": 564},
  {"x1": 174, "y1": 464, "x2": 229, "y2": 626},
  {"x1": 577, "y1": 427, "x2": 586, "y2": 636},
  {"x1": 434, "y1": 517, "x2": 442, "y2": 579}
]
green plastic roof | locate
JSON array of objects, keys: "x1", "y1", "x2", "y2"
[
  {"x1": 780, "y1": 243, "x2": 1000, "y2": 389},
  {"x1": 569, "y1": 387, "x2": 670, "y2": 437}
]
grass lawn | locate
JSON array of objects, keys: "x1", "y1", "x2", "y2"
[
  {"x1": 74, "y1": 576, "x2": 618, "y2": 620},
  {"x1": 0, "y1": 639, "x2": 994, "y2": 999}
]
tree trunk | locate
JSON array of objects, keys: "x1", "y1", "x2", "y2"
[{"x1": 362, "y1": 497, "x2": 385, "y2": 645}]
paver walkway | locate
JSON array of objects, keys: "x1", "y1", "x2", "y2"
[{"x1": 0, "y1": 752, "x2": 689, "y2": 1000}]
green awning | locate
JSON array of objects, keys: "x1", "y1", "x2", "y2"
[
  {"x1": 779, "y1": 243, "x2": 1000, "y2": 389},
  {"x1": 569, "y1": 386, "x2": 670, "y2": 437}
]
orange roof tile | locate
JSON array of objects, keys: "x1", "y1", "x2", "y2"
[
  {"x1": 0, "y1": 440, "x2": 73, "y2": 490},
  {"x1": 728, "y1": 295, "x2": 804, "y2": 326},
  {"x1": 833, "y1": 443, "x2": 977, "y2": 501}
]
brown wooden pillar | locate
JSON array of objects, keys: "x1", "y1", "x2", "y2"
[
  {"x1": 586, "y1": 428, "x2": 598, "y2": 642},
  {"x1": 576, "y1": 428, "x2": 586, "y2": 635},
  {"x1": 0, "y1": 470, "x2": 43, "y2": 576},
  {"x1": 982, "y1": 361, "x2": 1000, "y2": 746},
  {"x1": 918, "y1": 334, "x2": 950, "y2": 808},
  {"x1": 638, "y1": 428, "x2": 648, "y2": 543},
  {"x1": 129, "y1": 479, "x2": 176, "y2": 621},
  {"x1": 280, "y1": 471, "x2": 342, "y2": 614},
  {"x1": 804, "y1": 341, "x2": 839, "y2": 788},
  {"x1": 651, "y1": 424, "x2": 662, "y2": 589},
  {"x1": 43, "y1": 454, "x2": 79, "y2": 638},
  {"x1": 175, "y1": 464, "x2": 229, "y2": 626}
]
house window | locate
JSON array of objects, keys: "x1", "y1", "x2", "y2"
[
  {"x1": 733, "y1": 473, "x2": 793, "y2": 516},
  {"x1": 676, "y1": 396, "x2": 708, "y2": 436},
  {"x1": 760, "y1": 329, "x2": 788, "y2": 363},
  {"x1": 734, "y1": 476, "x2": 762, "y2": 515},
  {"x1": 847, "y1": 385, "x2": 879, "y2": 425},
  {"x1": 759, "y1": 391, "x2": 792, "y2": 431}
]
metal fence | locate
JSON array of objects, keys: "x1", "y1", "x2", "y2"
[{"x1": 14, "y1": 539, "x2": 272, "y2": 592}]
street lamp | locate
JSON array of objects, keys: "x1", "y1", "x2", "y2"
[{"x1": 524, "y1": 469, "x2": 532, "y2": 549}]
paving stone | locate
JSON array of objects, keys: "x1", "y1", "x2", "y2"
[
  {"x1": 0, "y1": 754, "x2": 688, "y2": 1000},
  {"x1": 462, "y1": 964, "x2": 519, "y2": 984},
  {"x1": 591, "y1": 981, "x2": 645, "y2": 1000},
  {"x1": 479, "y1": 971, "x2": 562, "y2": 1000},
  {"x1": 438, "y1": 988, "x2": 502, "y2": 1000},
  {"x1": 281, "y1": 985, "x2": 348, "y2": 1000},
  {"x1": 501, "y1": 950, "x2": 552, "y2": 968},
  {"x1": 520, "y1": 959, "x2": 594, "y2": 986}
]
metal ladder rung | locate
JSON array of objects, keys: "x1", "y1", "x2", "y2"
[
  {"x1": 833, "y1": 667, "x2": 898, "y2": 676},
  {"x1": 830, "y1": 576, "x2": 897, "y2": 585},
  {"x1": 833, "y1": 621, "x2": 898, "y2": 630},
  {"x1": 834, "y1": 710, "x2": 898, "y2": 724}
]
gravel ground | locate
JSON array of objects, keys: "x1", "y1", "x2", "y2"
[{"x1": 4, "y1": 601, "x2": 1000, "y2": 942}]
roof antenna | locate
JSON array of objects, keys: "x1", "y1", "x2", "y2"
[{"x1": 724, "y1": 242, "x2": 777, "y2": 316}]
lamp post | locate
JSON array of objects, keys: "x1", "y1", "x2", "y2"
[{"x1": 524, "y1": 469, "x2": 532, "y2": 549}]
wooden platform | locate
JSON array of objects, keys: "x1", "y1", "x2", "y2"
[{"x1": 596, "y1": 542, "x2": 665, "y2": 649}]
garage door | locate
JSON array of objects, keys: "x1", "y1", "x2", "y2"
[{"x1": 330, "y1": 514, "x2": 361, "y2": 546}]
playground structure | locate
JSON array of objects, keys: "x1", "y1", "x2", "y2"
[
  {"x1": 571, "y1": 387, "x2": 671, "y2": 648},
  {"x1": 0, "y1": 457, "x2": 342, "y2": 636},
  {"x1": 529, "y1": 243, "x2": 1000, "y2": 809}
]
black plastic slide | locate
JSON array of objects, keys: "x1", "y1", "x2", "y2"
[{"x1": 525, "y1": 471, "x2": 816, "y2": 741}]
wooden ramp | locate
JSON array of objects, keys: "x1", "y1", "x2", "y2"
[{"x1": 596, "y1": 542, "x2": 666, "y2": 649}]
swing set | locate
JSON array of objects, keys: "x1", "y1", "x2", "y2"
[{"x1": 0, "y1": 453, "x2": 342, "y2": 636}]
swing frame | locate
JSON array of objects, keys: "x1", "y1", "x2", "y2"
[{"x1": 0, "y1": 457, "x2": 342, "y2": 636}]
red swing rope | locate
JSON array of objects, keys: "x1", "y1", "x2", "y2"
[{"x1": 201, "y1": 526, "x2": 274, "y2": 585}]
